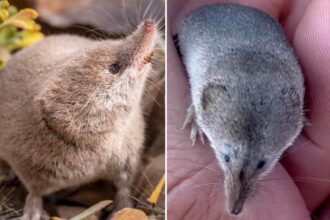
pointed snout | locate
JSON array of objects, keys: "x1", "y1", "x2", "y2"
[
  {"x1": 127, "y1": 19, "x2": 157, "y2": 56},
  {"x1": 227, "y1": 193, "x2": 245, "y2": 216},
  {"x1": 124, "y1": 20, "x2": 157, "y2": 76},
  {"x1": 225, "y1": 174, "x2": 250, "y2": 216},
  {"x1": 144, "y1": 20, "x2": 155, "y2": 32},
  {"x1": 134, "y1": 19, "x2": 156, "y2": 41},
  {"x1": 230, "y1": 199, "x2": 244, "y2": 215}
]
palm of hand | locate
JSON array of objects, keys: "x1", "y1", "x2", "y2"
[{"x1": 167, "y1": 0, "x2": 330, "y2": 219}]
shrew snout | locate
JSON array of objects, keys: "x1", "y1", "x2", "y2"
[
  {"x1": 227, "y1": 186, "x2": 248, "y2": 215},
  {"x1": 225, "y1": 170, "x2": 253, "y2": 216},
  {"x1": 231, "y1": 201, "x2": 244, "y2": 215},
  {"x1": 126, "y1": 19, "x2": 157, "y2": 74}
]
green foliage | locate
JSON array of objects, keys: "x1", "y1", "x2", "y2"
[{"x1": 0, "y1": 0, "x2": 44, "y2": 68}]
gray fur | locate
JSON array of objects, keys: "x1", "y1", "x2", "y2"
[{"x1": 178, "y1": 3, "x2": 304, "y2": 215}]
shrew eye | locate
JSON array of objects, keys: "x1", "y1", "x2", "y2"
[
  {"x1": 224, "y1": 155, "x2": 230, "y2": 163},
  {"x1": 257, "y1": 160, "x2": 265, "y2": 169},
  {"x1": 108, "y1": 63, "x2": 121, "y2": 74}
]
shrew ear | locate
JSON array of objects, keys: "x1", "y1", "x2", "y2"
[{"x1": 201, "y1": 82, "x2": 229, "y2": 111}]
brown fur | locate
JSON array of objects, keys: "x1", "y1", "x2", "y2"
[{"x1": 0, "y1": 21, "x2": 159, "y2": 220}]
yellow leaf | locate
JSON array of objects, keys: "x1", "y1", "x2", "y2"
[
  {"x1": 147, "y1": 174, "x2": 165, "y2": 207},
  {"x1": 5, "y1": 19, "x2": 40, "y2": 30},
  {"x1": 12, "y1": 8, "x2": 38, "y2": 20},
  {"x1": 111, "y1": 208, "x2": 148, "y2": 220},
  {"x1": 7, "y1": 30, "x2": 44, "y2": 51},
  {"x1": 0, "y1": 47, "x2": 10, "y2": 69},
  {"x1": 0, "y1": 8, "x2": 8, "y2": 20},
  {"x1": 0, "y1": 0, "x2": 9, "y2": 8},
  {"x1": 0, "y1": 8, "x2": 40, "y2": 30}
]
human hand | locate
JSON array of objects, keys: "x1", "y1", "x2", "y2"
[{"x1": 167, "y1": 0, "x2": 330, "y2": 219}]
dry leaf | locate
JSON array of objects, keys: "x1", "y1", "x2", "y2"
[
  {"x1": 51, "y1": 217, "x2": 65, "y2": 220},
  {"x1": 147, "y1": 174, "x2": 165, "y2": 207},
  {"x1": 111, "y1": 208, "x2": 148, "y2": 220},
  {"x1": 70, "y1": 200, "x2": 112, "y2": 220}
]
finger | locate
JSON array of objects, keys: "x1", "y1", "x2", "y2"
[
  {"x1": 280, "y1": 0, "x2": 312, "y2": 42},
  {"x1": 282, "y1": 0, "x2": 330, "y2": 210},
  {"x1": 282, "y1": 135, "x2": 330, "y2": 211},
  {"x1": 293, "y1": 0, "x2": 330, "y2": 150},
  {"x1": 167, "y1": 29, "x2": 190, "y2": 133},
  {"x1": 168, "y1": 152, "x2": 311, "y2": 220},
  {"x1": 316, "y1": 198, "x2": 330, "y2": 220}
]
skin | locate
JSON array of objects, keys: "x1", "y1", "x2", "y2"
[
  {"x1": 168, "y1": 0, "x2": 330, "y2": 219},
  {"x1": 0, "y1": 20, "x2": 159, "y2": 220}
]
